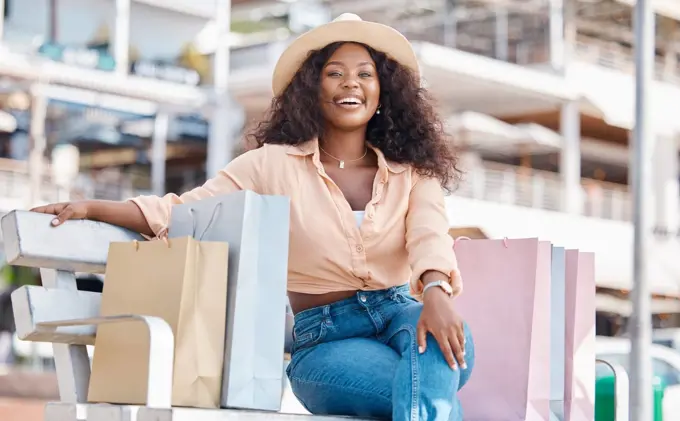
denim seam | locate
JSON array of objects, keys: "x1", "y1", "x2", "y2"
[
  {"x1": 368, "y1": 307, "x2": 386, "y2": 332},
  {"x1": 290, "y1": 375, "x2": 393, "y2": 404},
  {"x1": 385, "y1": 324, "x2": 419, "y2": 421}
]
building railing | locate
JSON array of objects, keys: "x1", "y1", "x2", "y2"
[
  {"x1": 457, "y1": 161, "x2": 633, "y2": 222},
  {"x1": 0, "y1": 156, "x2": 637, "y2": 222},
  {"x1": 0, "y1": 158, "x2": 146, "y2": 209},
  {"x1": 575, "y1": 35, "x2": 680, "y2": 85}
]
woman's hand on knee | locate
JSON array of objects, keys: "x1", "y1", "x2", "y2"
[{"x1": 416, "y1": 289, "x2": 467, "y2": 371}]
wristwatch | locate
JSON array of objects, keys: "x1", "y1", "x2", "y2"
[{"x1": 422, "y1": 280, "x2": 453, "y2": 297}]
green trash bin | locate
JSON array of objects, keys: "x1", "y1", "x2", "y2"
[
  {"x1": 595, "y1": 363, "x2": 665, "y2": 421},
  {"x1": 595, "y1": 365, "x2": 617, "y2": 421},
  {"x1": 653, "y1": 376, "x2": 665, "y2": 421}
]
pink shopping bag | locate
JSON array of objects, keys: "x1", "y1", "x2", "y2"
[
  {"x1": 454, "y1": 238, "x2": 552, "y2": 421},
  {"x1": 564, "y1": 251, "x2": 596, "y2": 421}
]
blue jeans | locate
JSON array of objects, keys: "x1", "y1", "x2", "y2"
[{"x1": 286, "y1": 284, "x2": 475, "y2": 421}]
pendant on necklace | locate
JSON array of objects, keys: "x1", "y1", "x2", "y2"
[{"x1": 339, "y1": 160, "x2": 345, "y2": 169}]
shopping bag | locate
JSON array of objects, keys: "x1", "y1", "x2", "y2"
[
  {"x1": 169, "y1": 190, "x2": 291, "y2": 411},
  {"x1": 550, "y1": 247, "x2": 566, "y2": 421},
  {"x1": 88, "y1": 234, "x2": 229, "y2": 408},
  {"x1": 454, "y1": 238, "x2": 551, "y2": 421},
  {"x1": 564, "y1": 251, "x2": 596, "y2": 421}
]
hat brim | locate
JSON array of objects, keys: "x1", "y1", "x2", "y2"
[{"x1": 272, "y1": 20, "x2": 420, "y2": 96}]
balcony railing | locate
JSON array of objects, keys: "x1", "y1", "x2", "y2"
[
  {"x1": 575, "y1": 35, "x2": 680, "y2": 85},
  {"x1": 457, "y1": 161, "x2": 633, "y2": 222},
  {"x1": 0, "y1": 158, "x2": 147, "y2": 209},
  {"x1": 0, "y1": 156, "x2": 637, "y2": 222}
]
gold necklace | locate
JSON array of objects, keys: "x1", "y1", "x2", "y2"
[{"x1": 319, "y1": 145, "x2": 368, "y2": 169}]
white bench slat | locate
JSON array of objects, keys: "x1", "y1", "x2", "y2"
[
  {"x1": 12, "y1": 285, "x2": 100, "y2": 345},
  {"x1": 2, "y1": 210, "x2": 143, "y2": 274},
  {"x1": 139, "y1": 407, "x2": 365, "y2": 421}
]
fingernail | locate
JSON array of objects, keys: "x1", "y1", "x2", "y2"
[
  {"x1": 461, "y1": 363, "x2": 468, "y2": 369},
  {"x1": 51, "y1": 219, "x2": 59, "y2": 226},
  {"x1": 418, "y1": 346, "x2": 425, "y2": 354},
  {"x1": 451, "y1": 364, "x2": 458, "y2": 370}
]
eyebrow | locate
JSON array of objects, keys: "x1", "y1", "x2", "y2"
[{"x1": 325, "y1": 60, "x2": 375, "y2": 68}]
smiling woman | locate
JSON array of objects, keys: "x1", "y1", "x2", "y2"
[
  {"x1": 30, "y1": 13, "x2": 474, "y2": 421},
  {"x1": 250, "y1": 40, "x2": 460, "y2": 191}
]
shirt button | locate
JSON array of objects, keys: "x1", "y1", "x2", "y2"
[
  {"x1": 360, "y1": 295, "x2": 367, "y2": 303},
  {"x1": 356, "y1": 245, "x2": 364, "y2": 252}
]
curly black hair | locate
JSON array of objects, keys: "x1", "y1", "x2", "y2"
[{"x1": 247, "y1": 41, "x2": 461, "y2": 189}]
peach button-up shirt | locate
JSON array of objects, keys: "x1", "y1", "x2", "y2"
[{"x1": 130, "y1": 139, "x2": 461, "y2": 297}]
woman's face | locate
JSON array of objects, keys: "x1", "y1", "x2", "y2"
[{"x1": 319, "y1": 43, "x2": 381, "y2": 131}]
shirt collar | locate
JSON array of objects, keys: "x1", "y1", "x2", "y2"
[{"x1": 285, "y1": 139, "x2": 408, "y2": 174}]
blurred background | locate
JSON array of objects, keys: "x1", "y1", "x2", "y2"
[{"x1": 0, "y1": 0, "x2": 679, "y2": 419}]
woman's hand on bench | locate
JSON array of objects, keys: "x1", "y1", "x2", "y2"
[
  {"x1": 31, "y1": 200, "x2": 155, "y2": 237},
  {"x1": 31, "y1": 201, "x2": 90, "y2": 226}
]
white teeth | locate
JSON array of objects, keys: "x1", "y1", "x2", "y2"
[{"x1": 338, "y1": 98, "x2": 361, "y2": 104}]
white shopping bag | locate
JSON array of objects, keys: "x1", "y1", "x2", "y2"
[{"x1": 169, "y1": 190, "x2": 291, "y2": 411}]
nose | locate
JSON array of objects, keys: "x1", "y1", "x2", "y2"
[{"x1": 342, "y1": 77, "x2": 360, "y2": 89}]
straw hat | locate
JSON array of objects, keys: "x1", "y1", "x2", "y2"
[{"x1": 271, "y1": 13, "x2": 420, "y2": 96}]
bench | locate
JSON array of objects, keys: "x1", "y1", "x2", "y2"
[
  {"x1": 3, "y1": 210, "x2": 632, "y2": 421},
  {"x1": 2, "y1": 210, "x2": 363, "y2": 421}
]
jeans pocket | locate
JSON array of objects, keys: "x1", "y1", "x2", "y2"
[{"x1": 292, "y1": 315, "x2": 329, "y2": 352}]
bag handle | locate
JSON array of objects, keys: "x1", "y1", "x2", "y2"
[
  {"x1": 452, "y1": 236, "x2": 509, "y2": 248},
  {"x1": 189, "y1": 202, "x2": 223, "y2": 241}
]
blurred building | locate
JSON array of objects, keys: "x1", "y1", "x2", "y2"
[
  {"x1": 1, "y1": 0, "x2": 680, "y2": 328},
  {"x1": 227, "y1": 0, "x2": 680, "y2": 327}
]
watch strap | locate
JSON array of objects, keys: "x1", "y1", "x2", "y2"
[{"x1": 422, "y1": 280, "x2": 453, "y2": 297}]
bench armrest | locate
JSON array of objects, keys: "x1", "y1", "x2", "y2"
[
  {"x1": 2, "y1": 210, "x2": 143, "y2": 274},
  {"x1": 39, "y1": 315, "x2": 174, "y2": 409}
]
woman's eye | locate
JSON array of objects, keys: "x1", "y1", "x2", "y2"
[
  {"x1": 327, "y1": 71, "x2": 342, "y2": 77},
  {"x1": 359, "y1": 72, "x2": 372, "y2": 77}
]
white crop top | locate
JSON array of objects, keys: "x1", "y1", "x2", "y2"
[{"x1": 353, "y1": 211, "x2": 364, "y2": 227}]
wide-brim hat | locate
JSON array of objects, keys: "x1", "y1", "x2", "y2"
[{"x1": 272, "y1": 13, "x2": 420, "y2": 96}]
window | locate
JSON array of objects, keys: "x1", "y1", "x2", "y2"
[
  {"x1": 652, "y1": 359, "x2": 680, "y2": 386},
  {"x1": 598, "y1": 353, "x2": 680, "y2": 387},
  {"x1": 653, "y1": 339, "x2": 674, "y2": 349}
]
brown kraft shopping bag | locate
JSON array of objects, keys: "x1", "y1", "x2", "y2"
[{"x1": 88, "y1": 236, "x2": 229, "y2": 408}]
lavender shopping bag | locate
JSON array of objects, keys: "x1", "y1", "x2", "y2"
[
  {"x1": 169, "y1": 190, "x2": 291, "y2": 411},
  {"x1": 453, "y1": 238, "x2": 551, "y2": 421},
  {"x1": 564, "y1": 251, "x2": 596, "y2": 421}
]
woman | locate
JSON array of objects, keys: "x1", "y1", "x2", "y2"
[{"x1": 32, "y1": 13, "x2": 475, "y2": 421}]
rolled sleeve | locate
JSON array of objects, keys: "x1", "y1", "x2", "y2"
[
  {"x1": 405, "y1": 175, "x2": 462, "y2": 298},
  {"x1": 129, "y1": 147, "x2": 265, "y2": 237}
]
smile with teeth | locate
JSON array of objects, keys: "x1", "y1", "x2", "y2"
[
  {"x1": 337, "y1": 98, "x2": 362, "y2": 104},
  {"x1": 334, "y1": 97, "x2": 364, "y2": 108}
]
